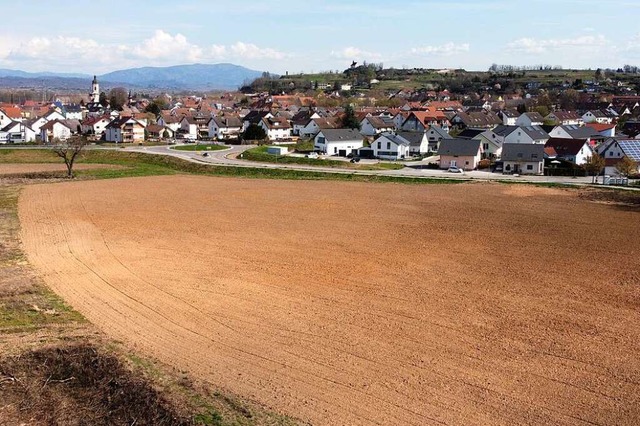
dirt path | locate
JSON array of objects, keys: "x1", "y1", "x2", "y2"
[{"x1": 18, "y1": 176, "x2": 640, "y2": 425}]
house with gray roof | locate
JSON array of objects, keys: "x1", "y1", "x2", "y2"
[
  {"x1": 501, "y1": 143, "x2": 544, "y2": 175},
  {"x1": 396, "y1": 131, "x2": 429, "y2": 155},
  {"x1": 548, "y1": 124, "x2": 603, "y2": 145},
  {"x1": 437, "y1": 138, "x2": 482, "y2": 170},
  {"x1": 314, "y1": 129, "x2": 363, "y2": 156},
  {"x1": 372, "y1": 132, "x2": 411, "y2": 159},
  {"x1": 425, "y1": 126, "x2": 452, "y2": 152}
]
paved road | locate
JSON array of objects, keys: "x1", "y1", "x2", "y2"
[
  {"x1": 0, "y1": 143, "x2": 621, "y2": 186},
  {"x1": 130, "y1": 143, "x2": 598, "y2": 185}
]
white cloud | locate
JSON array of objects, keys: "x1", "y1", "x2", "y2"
[
  {"x1": 507, "y1": 35, "x2": 607, "y2": 54},
  {"x1": 8, "y1": 36, "x2": 101, "y2": 60},
  {"x1": 230, "y1": 42, "x2": 286, "y2": 59},
  {"x1": 410, "y1": 42, "x2": 470, "y2": 56},
  {"x1": 129, "y1": 30, "x2": 202, "y2": 61},
  {"x1": 0, "y1": 30, "x2": 289, "y2": 72},
  {"x1": 330, "y1": 47, "x2": 382, "y2": 60}
]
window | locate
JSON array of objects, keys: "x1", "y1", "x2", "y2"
[
  {"x1": 483, "y1": 143, "x2": 488, "y2": 150},
  {"x1": 465, "y1": 161, "x2": 469, "y2": 165},
  {"x1": 609, "y1": 151, "x2": 613, "y2": 156},
  {"x1": 527, "y1": 165, "x2": 533, "y2": 170},
  {"x1": 377, "y1": 141, "x2": 381, "y2": 149},
  {"x1": 387, "y1": 142, "x2": 391, "y2": 149},
  {"x1": 318, "y1": 137, "x2": 325, "y2": 144},
  {"x1": 334, "y1": 147, "x2": 337, "y2": 153}
]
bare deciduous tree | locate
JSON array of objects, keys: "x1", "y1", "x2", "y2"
[
  {"x1": 584, "y1": 153, "x2": 605, "y2": 183},
  {"x1": 615, "y1": 156, "x2": 638, "y2": 177},
  {"x1": 52, "y1": 136, "x2": 88, "y2": 178}
]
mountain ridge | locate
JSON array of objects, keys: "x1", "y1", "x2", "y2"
[{"x1": 0, "y1": 63, "x2": 268, "y2": 90}]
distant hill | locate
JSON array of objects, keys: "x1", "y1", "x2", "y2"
[
  {"x1": 0, "y1": 63, "x2": 269, "y2": 91},
  {"x1": 99, "y1": 63, "x2": 267, "y2": 90},
  {"x1": 0, "y1": 69, "x2": 91, "y2": 79}
]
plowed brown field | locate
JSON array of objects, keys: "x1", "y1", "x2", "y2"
[
  {"x1": 0, "y1": 163, "x2": 120, "y2": 175},
  {"x1": 18, "y1": 176, "x2": 640, "y2": 425}
]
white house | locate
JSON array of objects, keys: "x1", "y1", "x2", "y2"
[
  {"x1": 548, "y1": 125, "x2": 600, "y2": 146},
  {"x1": 473, "y1": 129, "x2": 503, "y2": 159},
  {"x1": 105, "y1": 117, "x2": 145, "y2": 143},
  {"x1": 314, "y1": 129, "x2": 363, "y2": 156},
  {"x1": 259, "y1": 116, "x2": 291, "y2": 141},
  {"x1": 372, "y1": 132, "x2": 412, "y2": 159},
  {"x1": 544, "y1": 138, "x2": 592, "y2": 165},
  {"x1": 23, "y1": 116, "x2": 49, "y2": 138},
  {"x1": 179, "y1": 116, "x2": 200, "y2": 140},
  {"x1": 42, "y1": 109, "x2": 66, "y2": 123},
  {"x1": 0, "y1": 121, "x2": 37, "y2": 143},
  {"x1": 425, "y1": 126, "x2": 452, "y2": 152},
  {"x1": 81, "y1": 115, "x2": 112, "y2": 138},
  {"x1": 500, "y1": 109, "x2": 519, "y2": 126},
  {"x1": 494, "y1": 125, "x2": 549, "y2": 145},
  {"x1": 360, "y1": 116, "x2": 395, "y2": 137},
  {"x1": 598, "y1": 139, "x2": 640, "y2": 176},
  {"x1": 545, "y1": 111, "x2": 583, "y2": 126},
  {"x1": 209, "y1": 116, "x2": 242, "y2": 140},
  {"x1": 396, "y1": 131, "x2": 429, "y2": 156},
  {"x1": 501, "y1": 143, "x2": 545, "y2": 175},
  {"x1": 515, "y1": 112, "x2": 544, "y2": 126},
  {"x1": 40, "y1": 120, "x2": 74, "y2": 143},
  {"x1": 157, "y1": 114, "x2": 183, "y2": 133},
  {"x1": 582, "y1": 110, "x2": 614, "y2": 124},
  {"x1": 299, "y1": 118, "x2": 338, "y2": 139},
  {"x1": 0, "y1": 107, "x2": 23, "y2": 128}
]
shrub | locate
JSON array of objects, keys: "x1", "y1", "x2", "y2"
[{"x1": 477, "y1": 159, "x2": 491, "y2": 170}]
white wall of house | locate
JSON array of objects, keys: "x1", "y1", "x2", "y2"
[
  {"x1": 314, "y1": 134, "x2": 363, "y2": 156},
  {"x1": 582, "y1": 111, "x2": 612, "y2": 124},
  {"x1": 503, "y1": 161, "x2": 543, "y2": 175},
  {"x1": 259, "y1": 121, "x2": 291, "y2": 141},
  {"x1": 180, "y1": 119, "x2": 198, "y2": 139},
  {"x1": 41, "y1": 122, "x2": 72, "y2": 143},
  {"x1": 515, "y1": 115, "x2": 542, "y2": 126},
  {"x1": 0, "y1": 111, "x2": 16, "y2": 128},
  {"x1": 503, "y1": 130, "x2": 535, "y2": 144},
  {"x1": 409, "y1": 136, "x2": 429, "y2": 155},
  {"x1": 299, "y1": 120, "x2": 321, "y2": 138},
  {"x1": 371, "y1": 136, "x2": 411, "y2": 160},
  {"x1": 65, "y1": 111, "x2": 83, "y2": 120},
  {"x1": 475, "y1": 133, "x2": 502, "y2": 158},
  {"x1": 360, "y1": 118, "x2": 394, "y2": 137}
]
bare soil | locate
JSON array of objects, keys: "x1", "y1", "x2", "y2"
[
  {"x1": 0, "y1": 163, "x2": 120, "y2": 176},
  {"x1": 18, "y1": 176, "x2": 640, "y2": 425}
]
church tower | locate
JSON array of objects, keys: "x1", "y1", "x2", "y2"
[{"x1": 91, "y1": 75, "x2": 100, "y2": 103}]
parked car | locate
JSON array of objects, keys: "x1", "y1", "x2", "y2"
[
  {"x1": 202, "y1": 152, "x2": 209, "y2": 157},
  {"x1": 447, "y1": 166, "x2": 463, "y2": 173},
  {"x1": 350, "y1": 157, "x2": 361, "y2": 163}
]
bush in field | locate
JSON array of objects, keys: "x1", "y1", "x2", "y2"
[{"x1": 477, "y1": 159, "x2": 491, "y2": 170}]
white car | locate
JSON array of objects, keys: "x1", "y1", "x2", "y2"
[{"x1": 447, "y1": 166, "x2": 463, "y2": 173}]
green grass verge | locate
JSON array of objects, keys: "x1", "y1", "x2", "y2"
[
  {"x1": 0, "y1": 186, "x2": 86, "y2": 332},
  {"x1": 171, "y1": 144, "x2": 228, "y2": 152},
  {"x1": 241, "y1": 146, "x2": 405, "y2": 171},
  {"x1": 0, "y1": 149, "x2": 461, "y2": 185}
]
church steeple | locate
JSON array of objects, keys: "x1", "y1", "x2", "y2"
[{"x1": 91, "y1": 75, "x2": 100, "y2": 103}]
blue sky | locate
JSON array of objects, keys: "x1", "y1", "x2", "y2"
[{"x1": 1, "y1": 0, "x2": 639, "y2": 74}]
